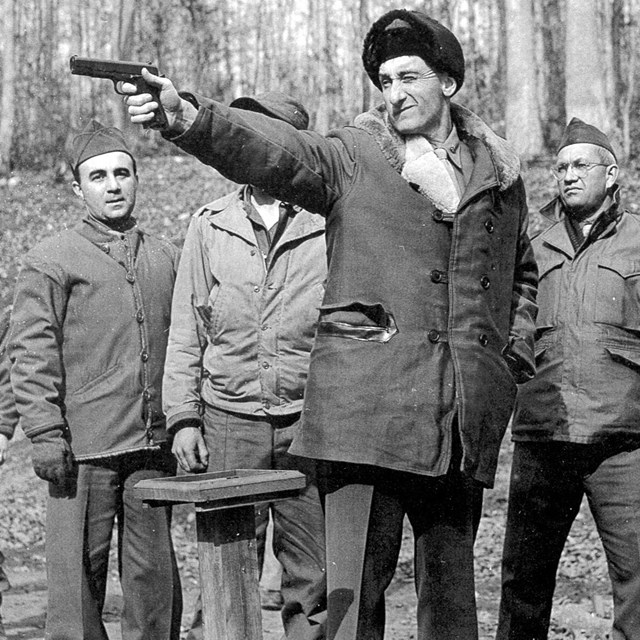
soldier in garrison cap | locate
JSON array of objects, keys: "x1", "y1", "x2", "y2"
[
  {"x1": 8, "y1": 121, "x2": 182, "y2": 640},
  {"x1": 498, "y1": 119, "x2": 640, "y2": 640},
  {"x1": 119, "y1": 7, "x2": 537, "y2": 639}
]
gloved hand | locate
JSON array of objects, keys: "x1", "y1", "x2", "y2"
[{"x1": 31, "y1": 429, "x2": 77, "y2": 484}]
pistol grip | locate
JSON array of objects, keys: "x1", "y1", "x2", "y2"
[{"x1": 145, "y1": 85, "x2": 169, "y2": 130}]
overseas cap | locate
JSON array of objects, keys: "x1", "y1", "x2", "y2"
[
  {"x1": 230, "y1": 92, "x2": 310, "y2": 130},
  {"x1": 362, "y1": 9, "x2": 465, "y2": 94},
  {"x1": 557, "y1": 117, "x2": 617, "y2": 160},
  {"x1": 70, "y1": 120, "x2": 133, "y2": 172}
]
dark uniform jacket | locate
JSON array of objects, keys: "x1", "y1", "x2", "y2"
[
  {"x1": 168, "y1": 98, "x2": 537, "y2": 487},
  {"x1": 9, "y1": 216, "x2": 179, "y2": 460}
]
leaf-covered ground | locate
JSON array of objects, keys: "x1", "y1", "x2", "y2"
[{"x1": 0, "y1": 153, "x2": 631, "y2": 638}]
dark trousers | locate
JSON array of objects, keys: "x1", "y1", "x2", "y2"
[
  {"x1": 497, "y1": 441, "x2": 640, "y2": 640},
  {"x1": 316, "y1": 460, "x2": 484, "y2": 640},
  {"x1": 44, "y1": 448, "x2": 182, "y2": 640},
  {"x1": 186, "y1": 406, "x2": 326, "y2": 640}
]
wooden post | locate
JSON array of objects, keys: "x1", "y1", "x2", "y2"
[
  {"x1": 133, "y1": 469, "x2": 306, "y2": 640},
  {"x1": 196, "y1": 504, "x2": 261, "y2": 640}
]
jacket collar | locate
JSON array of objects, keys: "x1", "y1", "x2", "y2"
[
  {"x1": 201, "y1": 189, "x2": 324, "y2": 246},
  {"x1": 77, "y1": 214, "x2": 142, "y2": 244},
  {"x1": 352, "y1": 102, "x2": 521, "y2": 192},
  {"x1": 537, "y1": 184, "x2": 623, "y2": 257}
]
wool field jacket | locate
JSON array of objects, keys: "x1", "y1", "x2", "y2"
[
  {"x1": 9, "y1": 216, "x2": 179, "y2": 460},
  {"x1": 514, "y1": 193, "x2": 640, "y2": 444},
  {"x1": 163, "y1": 188, "x2": 326, "y2": 429},
  {"x1": 166, "y1": 97, "x2": 537, "y2": 486}
]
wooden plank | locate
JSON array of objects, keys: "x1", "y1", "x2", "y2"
[
  {"x1": 197, "y1": 505, "x2": 262, "y2": 640},
  {"x1": 133, "y1": 469, "x2": 305, "y2": 505}
]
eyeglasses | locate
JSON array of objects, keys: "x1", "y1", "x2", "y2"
[{"x1": 550, "y1": 161, "x2": 611, "y2": 181}]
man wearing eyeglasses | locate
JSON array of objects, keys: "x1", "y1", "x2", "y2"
[{"x1": 497, "y1": 117, "x2": 640, "y2": 640}]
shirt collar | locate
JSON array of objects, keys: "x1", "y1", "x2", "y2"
[{"x1": 432, "y1": 127, "x2": 463, "y2": 171}]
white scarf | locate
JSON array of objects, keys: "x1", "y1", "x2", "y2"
[{"x1": 401, "y1": 135, "x2": 460, "y2": 214}]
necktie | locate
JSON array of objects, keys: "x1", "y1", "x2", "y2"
[{"x1": 434, "y1": 147, "x2": 463, "y2": 199}]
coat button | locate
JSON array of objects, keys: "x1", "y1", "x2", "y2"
[
  {"x1": 428, "y1": 329, "x2": 440, "y2": 343},
  {"x1": 484, "y1": 219, "x2": 494, "y2": 233},
  {"x1": 253, "y1": 285, "x2": 260, "y2": 293},
  {"x1": 432, "y1": 210, "x2": 444, "y2": 222},
  {"x1": 480, "y1": 275, "x2": 491, "y2": 289},
  {"x1": 430, "y1": 269, "x2": 444, "y2": 283},
  {"x1": 478, "y1": 333, "x2": 488, "y2": 347},
  {"x1": 126, "y1": 272, "x2": 135, "y2": 283},
  {"x1": 250, "y1": 249, "x2": 257, "y2": 256},
  {"x1": 136, "y1": 310, "x2": 144, "y2": 323},
  {"x1": 262, "y1": 361, "x2": 270, "y2": 369},
  {"x1": 140, "y1": 350, "x2": 149, "y2": 362}
]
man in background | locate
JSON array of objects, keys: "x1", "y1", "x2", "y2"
[
  {"x1": 165, "y1": 93, "x2": 326, "y2": 639},
  {"x1": 498, "y1": 119, "x2": 640, "y2": 640},
  {"x1": 9, "y1": 122, "x2": 182, "y2": 640}
]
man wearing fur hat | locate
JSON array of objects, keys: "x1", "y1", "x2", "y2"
[
  {"x1": 497, "y1": 119, "x2": 640, "y2": 640},
  {"x1": 120, "y1": 8, "x2": 537, "y2": 639},
  {"x1": 166, "y1": 93, "x2": 327, "y2": 639},
  {"x1": 9, "y1": 121, "x2": 182, "y2": 640}
]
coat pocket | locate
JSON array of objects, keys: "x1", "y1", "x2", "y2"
[
  {"x1": 317, "y1": 302, "x2": 398, "y2": 343},
  {"x1": 604, "y1": 344, "x2": 640, "y2": 373},
  {"x1": 595, "y1": 258, "x2": 640, "y2": 330},
  {"x1": 535, "y1": 255, "x2": 565, "y2": 328}
]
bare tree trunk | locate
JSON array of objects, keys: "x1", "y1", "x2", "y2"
[
  {"x1": 565, "y1": 0, "x2": 609, "y2": 130},
  {"x1": 612, "y1": 0, "x2": 637, "y2": 160},
  {"x1": 311, "y1": 0, "x2": 330, "y2": 133},
  {"x1": 505, "y1": 0, "x2": 544, "y2": 160},
  {"x1": 111, "y1": 0, "x2": 136, "y2": 131},
  {"x1": 538, "y1": 0, "x2": 565, "y2": 148},
  {"x1": 0, "y1": 0, "x2": 16, "y2": 176},
  {"x1": 359, "y1": 0, "x2": 371, "y2": 112}
]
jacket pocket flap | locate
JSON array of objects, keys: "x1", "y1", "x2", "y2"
[
  {"x1": 537, "y1": 255, "x2": 565, "y2": 280},
  {"x1": 605, "y1": 345, "x2": 640, "y2": 369},
  {"x1": 598, "y1": 258, "x2": 640, "y2": 279}
]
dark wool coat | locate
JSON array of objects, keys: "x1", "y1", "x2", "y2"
[
  {"x1": 514, "y1": 193, "x2": 640, "y2": 444},
  {"x1": 169, "y1": 99, "x2": 537, "y2": 487},
  {"x1": 9, "y1": 217, "x2": 179, "y2": 460}
]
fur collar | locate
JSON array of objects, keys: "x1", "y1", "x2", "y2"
[{"x1": 353, "y1": 102, "x2": 521, "y2": 191}]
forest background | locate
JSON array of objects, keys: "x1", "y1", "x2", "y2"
[
  {"x1": 1, "y1": 0, "x2": 639, "y2": 175},
  {"x1": 0, "y1": 1, "x2": 635, "y2": 637}
]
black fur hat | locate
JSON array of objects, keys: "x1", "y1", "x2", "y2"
[{"x1": 362, "y1": 9, "x2": 465, "y2": 94}]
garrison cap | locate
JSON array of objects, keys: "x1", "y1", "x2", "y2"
[
  {"x1": 557, "y1": 117, "x2": 617, "y2": 160},
  {"x1": 70, "y1": 120, "x2": 134, "y2": 172},
  {"x1": 230, "y1": 92, "x2": 310, "y2": 130}
]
